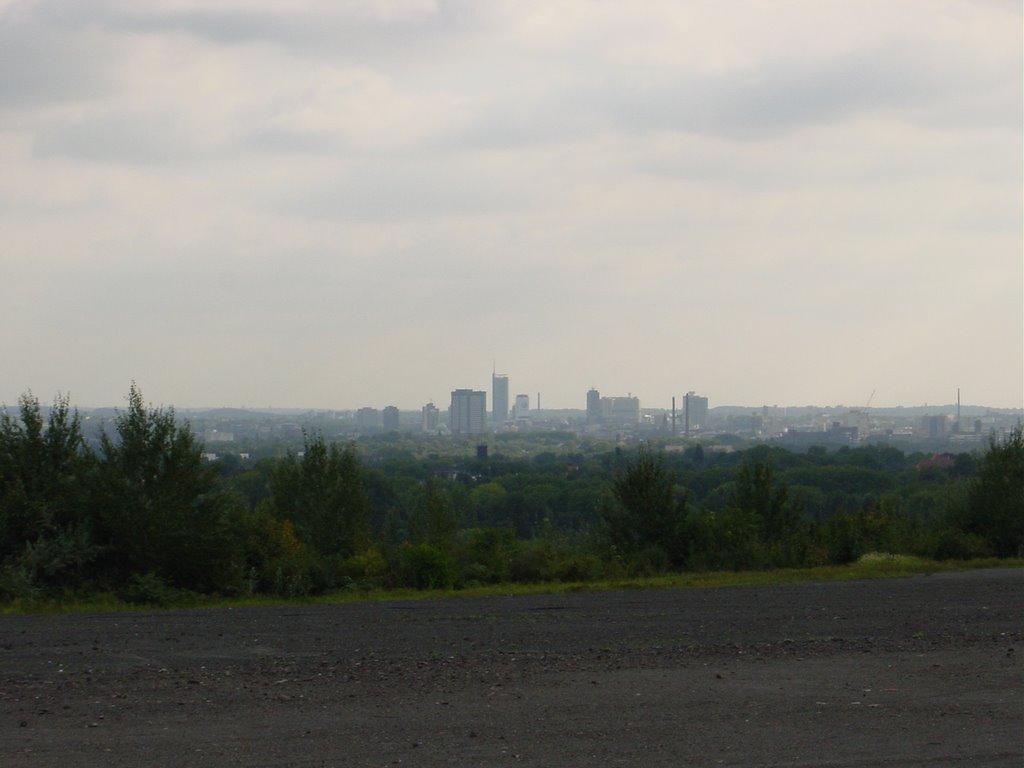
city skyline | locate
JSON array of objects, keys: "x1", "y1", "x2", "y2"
[
  {"x1": 10, "y1": 374, "x2": 1017, "y2": 416},
  {"x1": 2, "y1": 2, "x2": 1021, "y2": 411}
]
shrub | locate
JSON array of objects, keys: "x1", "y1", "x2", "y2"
[
  {"x1": 118, "y1": 572, "x2": 182, "y2": 606},
  {"x1": 262, "y1": 549, "x2": 330, "y2": 597},
  {"x1": 959, "y1": 428, "x2": 1024, "y2": 557},
  {"x1": 508, "y1": 542, "x2": 555, "y2": 583},
  {"x1": 825, "y1": 512, "x2": 863, "y2": 565},
  {"x1": 551, "y1": 553, "x2": 605, "y2": 582},
  {"x1": 395, "y1": 544, "x2": 457, "y2": 590}
]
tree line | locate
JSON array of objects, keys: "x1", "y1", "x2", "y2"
[{"x1": 1, "y1": 387, "x2": 1021, "y2": 603}]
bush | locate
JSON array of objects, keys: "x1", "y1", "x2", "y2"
[
  {"x1": 118, "y1": 572, "x2": 183, "y2": 606},
  {"x1": 551, "y1": 552, "x2": 605, "y2": 582},
  {"x1": 825, "y1": 512, "x2": 863, "y2": 565},
  {"x1": 959, "y1": 428, "x2": 1024, "y2": 557},
  {"x1": 508, "y1": 542, "x2": 555, "y2": 583},
  {"x1": 455, "y1": 527, "x2": 514, "y2": 584},
  {"x1": 344, "y1": 548, "x2": 388, "y2": 579},
  {"x1": 0, "y1": 565, "x2": 41, "y2": 602},
  {"x1": 262, "y1": 549, "x2": 331, "y2": 597},
  {"x1": 336, "y1": 548, "x2": 388, "y2": 589},
  {"x1": 395, "y1": 544, "x2": 457, "y2": 590},
  {"x1": 625, "y1": 545, "x2": 671, "y2": 577},
  {"x1": 932, "y1": 528, "x2": 994, "y2": 561}
]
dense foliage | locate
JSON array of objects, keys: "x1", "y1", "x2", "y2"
[{"x1": 1, "y1": 388, "x2": 1021, "y2": 602}]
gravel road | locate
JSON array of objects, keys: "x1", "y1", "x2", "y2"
[{"x1": 2, "y1": 568, "x2": 1021, "y2": 767}]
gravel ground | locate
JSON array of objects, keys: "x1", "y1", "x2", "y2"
[{"x1": 1, "y1": 568, "x2": 1021, "y2": 767}]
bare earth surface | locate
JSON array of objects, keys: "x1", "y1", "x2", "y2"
[{"x1": 1, "y1": 568, "x2": 1021, "y2": 767}]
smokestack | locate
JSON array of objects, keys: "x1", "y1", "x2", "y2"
[
  {"x1": 672, "y1": 396, "x2": 676, "y2": 435},
  {"x1": 956, "y1": 388, "x2": 961, "y2": 433}
]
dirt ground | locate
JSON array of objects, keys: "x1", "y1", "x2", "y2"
[{"x1": 1, "y1": 568, "x2": 1021, "y2": 767}]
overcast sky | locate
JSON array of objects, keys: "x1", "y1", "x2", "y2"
[{"x1": 2, "y1": 0, "x2": 1021, "y2": 411}]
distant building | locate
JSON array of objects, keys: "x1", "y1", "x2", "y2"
[
  {"x1": 382, "y1": 405, "x2": 400, "y2": 432},
  {"x1": 727, "y1": 412, "x2": 763, "y2": 435},
  {"x1": 601, "y1": 396, "x2": 640, "y2": 426},
  {"x1": 422, "y1": 402, "x2": 440, "y2": 432},
  {"x1": 683, "y1": 392, "x2": 708, "y2": 435},
  {"x1": 915, "y1": 453, "x2": 955, "y2": 470},
  {"x1": 829, "y1": 422, "x2": 859, "y2": 444},
  {"x1": 202, "y1": 429, "x2": 235, "y2": 444},
  {"x1": 449, "y1": 389, "x2": 487, "y2": 435},
  {"x1": 356, "y1": 407, "x2": 380, "y2": 432},
  {"x1": 492, "y1": 373, "x2": 509, "y2": 424},
  {"x1": 920, "y1": 414, "x2": 949, "y2": 439},
  {"x1": 586, "y1": 388, "x2": 602, "y2": 423},
  {"x1": 513, "y1": 393, "x2": 530, "y2": 421},
  {"x1": 844, "y1": 409, "x2": 870, "y2": 441}
]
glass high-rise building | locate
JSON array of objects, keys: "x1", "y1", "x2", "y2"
[
  {"x1": 382, "y1": 405, "x2": 400, "y2": 432},
  {"x1": 449, "y1": 389, "x2": 487, "y2": 435},
  {"x1": 422, "y1": 402, "x2": 440, "y2": 432},
  {"x1": 586, "y1": 388, "x2": 602, "y2": 422},
  {"x1": 492, "y1": 374, "x2": 509, "y2": 424},
  {"x1": 683, "y1": 391, "x2": 709, "y2": 434}
]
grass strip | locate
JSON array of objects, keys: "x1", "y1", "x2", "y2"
[{"x1": 3, "y1": 556, "x2": 1021, "y2": 615}]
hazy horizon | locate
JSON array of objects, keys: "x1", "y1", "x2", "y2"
[
  {"x1": 4, "y1": 1, "x2": 1021, "y2": 411},
  {"x1": 5, "y1": 389, "x2": 1019, "y2": 415}
]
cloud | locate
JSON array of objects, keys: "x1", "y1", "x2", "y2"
[
  {"x1": 0, "y1": 0, "x2": 1020, "y2": 409},
  {"x1": 0, "y1": 6, "x2": 116, "y2": 108},
  {"x1": 32, "y1": 108, "x2": 202, "y2": 164},
  {"x1": 32, "y1": 0, "x2": 476, "y2": 58}
]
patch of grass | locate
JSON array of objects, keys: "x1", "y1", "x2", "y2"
[{"x1": 3, "y1": 557, "x2": 1021, "y2": 614}]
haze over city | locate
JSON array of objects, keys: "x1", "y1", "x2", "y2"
[{"x1": 2, "y1": 1, "x2": 1021, "y2": 411}]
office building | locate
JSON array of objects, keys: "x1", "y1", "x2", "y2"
[
  {"x1": 356, "y1": 407, "x2": 380, "y2": 432},
  {"x1": 920, "y1": 414, "x2": 949, "y2": 439},
  {"x1": 587, "y1": 388, "x2": 602, "y2": 423},
  {"x1": 601, "y1": 396, "x2": 640, "y2": 426},
  {"x1": 513, "y1": 393, "x2": 530, "y2": 421},
  {"x1": 492, "y1": 373, "x2": 509, "y2": 424},
  {"x1": 683, "y1": 391, "x2": 708, "y2": 435},
  {"x1": 449, "y1": 389, "x2": 487, "y2": 435},
  {"x1": 422, "y1": 402, "x2": 440, "y2": 432},
  {"x1": 382, "y1": 405, "x2": 400, "y2": 432}
]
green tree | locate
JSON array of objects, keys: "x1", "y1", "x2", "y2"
[
  {"x1": 408, "y1": 478, "x2": 458, "y2": 551},
  {"x1": 732, "y1": 457, "x2": 796, "y2": 543},
  {"x1": 824, "y1": 511, "x2": 863, "y2": 564},
  {"x1": 467, "y1": 481, "x2": 508, "y2": 527},
  {"x1": 0, "y1": 392, "x2": 95, "y2": 594},
  {"x1": 600, "y1": 446, "x2": 688, "y2": 569},
  {"x1": 92, "y1": 384, "x2": 243, "y2": 593},
  {"x1": 269, "y1": 433, "x2": 370, "y2": 559},
  {"x1": 957, "y1": 427, "x2": 1024, "y2": 558}
]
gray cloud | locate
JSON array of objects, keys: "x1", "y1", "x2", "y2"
[
  {"x1": 34, "y1": 0, "x2": 480, "y2": 60},
  {"x1": 0, "y1": 11, "x2": 115, "y2": 108},
  {"x1": 1, "y1": 0, "x2": 1020, "y2": 409},
  {"x1": 458, "y1": 43, "x2": 971, "y2": 149},
  {"x1": 32, "y1": 109, "x2": 201, "y2": 164},
  {"x1": 272, "y1": 153, "x2": 534, "y2": 221}
]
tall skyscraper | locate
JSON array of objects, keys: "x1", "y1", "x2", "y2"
[
  {"x1": 601, "y1": 396, "x2": 640, "y2": 426},
  {"x1": 586, "y1": 388, "x2": 602, "y2": 423},
  {"x1": 492, "y1": 373, "x2": 509, "y2": 424},
  {"x1": 356, "y1": 407, "x2": 380, "y2": 432},
  {"x1": 421, "y1": 402, "x2": 440, "y2": 432},
  {"x1": 449, "y1": 389, "x2": 487, "y2": 435},
  {"x1": 382, "y1": 405, "x2": 400, "y2": 432},
  {"x1": 513, "y1": 393, "x2": 530, "y2": 420},
  {"x1": 683, "y1": 391, "x2": 708, "y2": 435}
]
